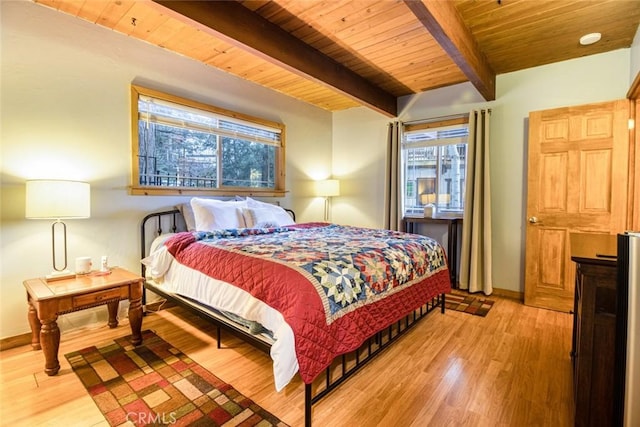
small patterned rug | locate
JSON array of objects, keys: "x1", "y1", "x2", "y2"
[
  {"x1": 65, "y1": 330, "x2": 288, "y2": 426},
  {"x1": 445, "y1": 292, "x2": 495, "y2": 317}
]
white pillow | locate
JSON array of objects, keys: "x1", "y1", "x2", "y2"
[
  {"x1": 175, "y1": 202, "x2": 197, "y2": 231},
  {"x1": 244, "y1": 198, "x2": 295, "y2": 227},
  {"x1": 241, "y1": 208, "x2": 279, "y2": 228},
  {"x1": 190, "y1": 198, "x2": 247, "y2": 230},
  {"x1": 245, "y1": 197, "x2": 268, "y2": 208}
]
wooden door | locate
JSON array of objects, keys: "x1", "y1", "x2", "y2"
[{"x1": 524, "y1": 100, "x2": 629, "y2": 312}]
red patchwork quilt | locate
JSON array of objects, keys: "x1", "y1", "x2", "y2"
[{"x1": 164, "y1": 223, "x2": 451, "y2": 384}]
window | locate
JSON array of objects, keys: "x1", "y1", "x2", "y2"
[
  {"x1": 130, "y1": 85, "x2": 286, "y2": 196},
  {"x1": 402, "y1": 117, "x2": 469, "y2": 215}
]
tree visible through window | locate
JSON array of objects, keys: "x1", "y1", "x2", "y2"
[
  {"x1": 402, "y1": 118, "x2": 468, "y2": 215},
  {"x1": 130, "y1": 85, "x2": 285, "y2": 196}
]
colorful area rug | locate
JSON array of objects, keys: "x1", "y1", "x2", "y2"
[
  {"x1": 65, "y1": 330, "x2": 288, "y2": 426},
  {"x1": 445, "y1": 292, "x2": 495, "y2": 317}
]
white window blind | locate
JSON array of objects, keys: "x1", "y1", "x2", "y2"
[
  {"x1": 403, "y1": 124, "x2": 468, "y2": 147},
  {"x1": 138, "y1": 95, "x2": 282, "y2": 147}
]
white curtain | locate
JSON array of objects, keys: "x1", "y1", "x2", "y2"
[
  {"x1": 459, "y1": 109, "x2": 493, "y2": 295},
  {"x1": 384, "y1": 121, "x2": 403, "y2": 231}
]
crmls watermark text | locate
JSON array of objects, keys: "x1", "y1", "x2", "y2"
[{"x1": 127, "y1": 412, "x2": 177, "y2": 425}]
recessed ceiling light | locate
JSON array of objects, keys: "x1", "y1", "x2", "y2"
[{"x1": 580, "y1": 32, "x2": 601, "y2": 46}]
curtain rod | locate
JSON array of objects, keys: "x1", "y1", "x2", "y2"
[
  {"x1": 403, "y1": 113, "x2": 467, "y2": 125},
  {"x1": 403, "y1": 109, "x2": 491, "y2": 125}
]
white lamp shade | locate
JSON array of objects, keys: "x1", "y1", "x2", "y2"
[
  {"x1": 26, "y1": 180, "x2": 91, "y2": 219},
  {"x1": 314, "y1": 179, "x2": 340, "y2": 197}
]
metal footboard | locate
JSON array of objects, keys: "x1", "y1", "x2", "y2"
[{"x1": 303, "y1": 294, "x2": 445, "y2": 426}]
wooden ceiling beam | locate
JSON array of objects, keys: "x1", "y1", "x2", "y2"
[
  {"x1": 404, "y1": 0, "x2": 496, "y2": 101},
  {"x1": 152, "y1": 0, "x2": 398, "y2": 117}
]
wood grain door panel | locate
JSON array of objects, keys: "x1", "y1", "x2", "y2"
[
  {"x1": 539, "y1": 152, "x2": 568, "y2": 212},
  {"x1": 525, "y1": 226, "x2": 574, "y2": 312},
  {"x1": 525, "y1": 100, "x2": 629, "y2": 312},
  {"x1": 580, "y1": 150, "x2": 611, "y2": 213}
]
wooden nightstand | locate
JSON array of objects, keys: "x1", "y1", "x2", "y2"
[{"x1": 23, "y1": 267, "x2": 144, "y2": 376}]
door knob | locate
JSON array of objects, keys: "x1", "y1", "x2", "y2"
[{"x1": 529, "y1": 216, "x2": 538, "y2": 224}]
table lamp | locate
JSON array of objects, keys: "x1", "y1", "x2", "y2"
[
  {"x1": 25, "y1": 180, "x2": 91, "y2": 281},
  {"x1": 314, "y1": 179, "x2": 340, "y2": 222}
]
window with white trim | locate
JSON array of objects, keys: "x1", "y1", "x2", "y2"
[
  {"x1": 130, "y1": 85, "x2": 286, "y2": 196},
  {"x1": 402, "y1": 117, "x2": 469, "y2": 216}
]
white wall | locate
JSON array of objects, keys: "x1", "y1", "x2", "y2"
[
  {"x1": 0, "y1": 0, "x2": 332, "y2": 339},
  {"x1": 333, "y1": 49, "x2": 631, "y2": 294},
  {"x1": 332, "y1": 108, "x2": 389, "y2": 228}
]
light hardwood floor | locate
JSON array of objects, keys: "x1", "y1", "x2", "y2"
[{"x1": 0, "y1": 295, "x2": 574, "y2": 426}]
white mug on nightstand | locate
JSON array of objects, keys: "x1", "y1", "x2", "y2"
[{"x1": 75, "y1": 257, "x2": 92, "y2": 275}]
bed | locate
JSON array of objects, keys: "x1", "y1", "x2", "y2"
[{"x1": 140, "y1": 197, "x2": 451, "y2": 426}]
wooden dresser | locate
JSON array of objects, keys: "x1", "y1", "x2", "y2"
[{"x1": 570, "y1": 233, "x2": 624, "y2": 427}]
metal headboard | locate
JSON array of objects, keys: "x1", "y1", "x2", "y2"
[
  {"x1": 140, "y1": 207, "x2": 296, "y2": 278},
  {"x1": 140, "y1": 209, "x2": 183, "y2": 279}
]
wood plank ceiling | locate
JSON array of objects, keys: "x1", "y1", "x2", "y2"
[{"x1": 34, "y1": 0, "x2": 640, "y2": 117}]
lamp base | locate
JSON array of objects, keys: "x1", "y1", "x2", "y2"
[
  {"x1": 423, "y1": 204, "x2": 436, "y2": 218},
  {"x1": 45, "y1": 270, "x2": 76, "y2": 282}
]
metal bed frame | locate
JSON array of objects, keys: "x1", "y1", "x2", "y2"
[{"x1": 140, "y1": 209, "x2": 447, "y2": 427}]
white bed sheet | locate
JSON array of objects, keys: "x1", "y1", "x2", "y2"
[{"x1": 142, "y1": 236, "x2": 298, "y2": 391}]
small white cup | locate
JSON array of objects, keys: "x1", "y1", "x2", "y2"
[
  {"x1": 100, "y1": 255, "x2": 109, "y2": 272},
  {"x1": 75, "y1": 257, "x2": 92, "y2": 275}
]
